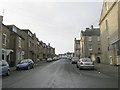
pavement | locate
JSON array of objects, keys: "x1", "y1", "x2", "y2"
[{"x1": 94, "y1": 62, "x2": 119, "y2": 78}]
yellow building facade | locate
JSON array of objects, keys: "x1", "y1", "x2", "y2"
[{"x1": 99, "y1": 0, "x2": 120, "y2": 65}]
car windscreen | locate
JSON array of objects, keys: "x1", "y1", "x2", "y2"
[
  {"x1": 19, "y1": 60, "x2": 29, "y2": 64},
  {"x1": 82, "y1": 58, "x2": 92, "y2": 62}
]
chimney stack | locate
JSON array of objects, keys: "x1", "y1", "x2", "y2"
[
  {"x1": 0, "y1": 16, "x2": 3, "y2": 24},
  {"x1": 91, "y1": 25, "x2": 93, "y2": 30},
  {"x1": 86, "y1": 27, "x2": 89, "y2": 30}
]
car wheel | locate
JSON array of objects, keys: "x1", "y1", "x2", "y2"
[
  {"x1": 76, "y1": 65, "x2": 79, "y2": 68},
  {"x1": 6, "y1": 70, "x2": 10, "y2": 76},
  {"x1": 27, "y1": 66, "x2": 31, "y2": 70}
]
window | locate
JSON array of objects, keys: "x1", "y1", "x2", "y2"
[
  {"x1": 37, "y1": 41, "x2": 39, "y2": 45},
  {"x1": 13, "y1": 26, "x2": 17, "y2": 33},
  {"x1": 89, "y1": 44, "x2": 92, "y2": 51},
  {"x1": 105, "y1": 19, "x2": 108, "y2": 31},
  {"x1": 88, "y1": 37, "x2": 92, "y2": 41},
  {"x1": 98, "y1": 44, "x2": 101, "y2": 48},
  {"x1": 2, "y1": 33, "x2": 7, "y2": 46},
  {"x1": 28, "y1": 31, "x2": 32, "y2": 37},
  {"x1": 105, "y1": 1, "x2": 108, "y2": 11},
  {"x1": 29, "y1": 41, "x2": 31, "y2": 47},
  {"x1": 97, "y1": 37, "x2": 100, "y2": 42},
  {"x1": 18, "y1": 37, "x2": 22, "y2": 48}
]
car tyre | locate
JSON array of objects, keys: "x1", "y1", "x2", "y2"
[
  {"x1": 27, "y1": 66, "x2": 31, "y2": 70},
  {"x1": 6, "y1": 70, "x2": 10, "y2": 76},
  {"x1": 16, "y1": 68, "x2": 19, "y2": 70},
  {"x1": 76, "y1": 65, "x2": 79, "y2": 68}
]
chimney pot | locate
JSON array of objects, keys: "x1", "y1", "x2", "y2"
[{"x1": 91, "y1": 25, "x2": 93, "y2": 29}]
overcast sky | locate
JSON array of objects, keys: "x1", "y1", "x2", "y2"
[{"x1": 0, "y1": 0, "x2": 103, "y2": 54}]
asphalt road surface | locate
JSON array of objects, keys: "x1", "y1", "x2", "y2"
[{"x1": 2, "y1": 59, "x2": 118, "y2": 88}]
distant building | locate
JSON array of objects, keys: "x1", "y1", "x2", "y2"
[
  {"x1": 80, "y1": 25, "x2": 101, "y2": 62},
  {"x1": 47, "y1": 43, "x2": 55, "y2": 59},
  {"x1": 74, "y1": 38, "x2": 80, "y2": 58},
  {"x1": 99, "y1": 0, "x2": 120, "y2": 65},
  {"x1": 66, "y1": 52, "x2": 74, "y2": 57}
]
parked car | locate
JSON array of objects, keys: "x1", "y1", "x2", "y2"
[
  {"x1": 72, "y1": 57, "x2": 79, "y2": 64},
  {"x1": 0, "y1": 60, "x2": 10, "y2": 76},
  {"x1": 77, "y1": 58, "x2": 94, "y2": 70},
  {"x1": 53, "y1": 57, "x2": 58, "y2": 61},
  {"x1": 16, "y1": 59, "x2": 34, "y2": 70},
  {"x1": 47, "y1": 58, "x2": 52, "y2": 62},
  {"x1": 67, "y1": 56, "x2": 72, "y2": 60}
]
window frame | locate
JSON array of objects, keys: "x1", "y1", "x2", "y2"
[
  {"x1": 88, "y1": 37, "x2": 92, "y2": 42},
  {"x1": 2, "y1": 33, "x2": 7, "y2": 46},
  {"x1": 18, "y1": 37, "x2": 22, "y2": 48}
]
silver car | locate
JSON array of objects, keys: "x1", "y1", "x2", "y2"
[
  {"x1": 47, "y1": 58, "x2": 52, "y2": 62},
  {"x1": 77, "y1": 58, "x2": 94, "y2": 70},
  {"x1": 0, "y1": 60, "x2": 10, "y2": 76}
]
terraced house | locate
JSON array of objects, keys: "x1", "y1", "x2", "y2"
[
  {"x1": 80, "y1": 25, "x2": 101, "y2": 62},
  {"x1": 1, "y1": 15, "x2": 56, "y2": 66},
  {"x1": 99, "y1": 0, "x2": 120, "y2": 65},
  {"x1": 2, "y1": 24, "x2": 13, "y2": 66},
  {"x1": 2, "y1": 24, "x2": 25, "y2": 67},
  {"x1": 20, "y1": 29, "x2": 39, "y2": 62}
]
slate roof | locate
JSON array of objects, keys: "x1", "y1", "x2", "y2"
[{"x1": 81, "y1": 28, "x2": 100, "y2": 36}]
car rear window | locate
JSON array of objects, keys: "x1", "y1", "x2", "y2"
[
  {"x1": 82, "y1": 58, "x2": 92, "y2": 62},
  {"x1": 72, "y1": 57, "x2": 79, "y2": 59}
]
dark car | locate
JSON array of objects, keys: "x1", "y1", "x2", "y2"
[
  {"x1": 72, "y1": 57, "x2": 79, "y2": 64},
  {"x1": 0, "y1": 60, "x2": 10, "y2": 76},
  {"x1": 16, "y1": 59, "x2": 34, "y2": 70}
]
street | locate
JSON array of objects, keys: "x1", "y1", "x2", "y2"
[{"x1": 2, "y1": 59, "x2": 118, "y2": 88}]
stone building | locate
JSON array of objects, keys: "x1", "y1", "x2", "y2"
[
  {"x1": 19, "y1": 29, "x2": 37, "y2": 62},
  {"x1": 2, "y1": 24, "x2": 13, "y2": 66},
  {"x1": 74, "y1": 38, "x2": 80, "y2": 58},
  {"x1": 80, "y1": 25, "x2": 101, "y2": 62},
  {"x1": 6, "y1": 25, "x2": 25, "y2": 66},
  {"x1": 99, "y1": 0, "x2": 120, "y2": 65}
]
